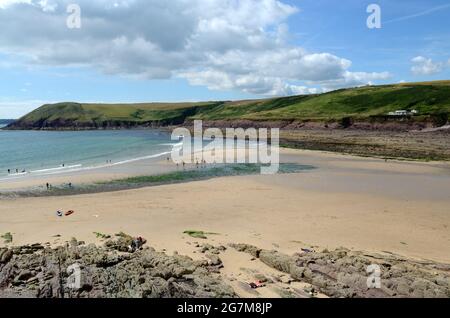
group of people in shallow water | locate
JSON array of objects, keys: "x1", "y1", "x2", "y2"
[
  {"x1": 7, "y1": 168, "x2": 26, "y2": 174},
  {"x1": 168, "y1": 157, "x2": 210, "y2": 169},
  {"x1": 7, "y1": 163, "x2": 69, "y2": 175}
]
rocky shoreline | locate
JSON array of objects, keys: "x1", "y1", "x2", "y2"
[
  {"x1": 0, "y1": 235, "x2": 235, "y2": 298},
  {"x1": 4, "y1": 120, "x2": 448, "y2": 133},
  {"x1": 230, "y1": 244, "x2": 450, "y2": 298},
  {"x1": 1, "y1": 236, "x2": 449, "y2": 298}
]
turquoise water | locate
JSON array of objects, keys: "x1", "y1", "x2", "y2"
[{"x1": 0, "y1": 130, "x2": 175, "y2": 177}]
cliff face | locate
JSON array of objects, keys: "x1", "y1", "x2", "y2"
[
  {"x1": 7, "y1": 118, "x2": 445, "y2": 132},
  {"x1": 7, "y1": 118, "x2": 180, "y2": 130}
]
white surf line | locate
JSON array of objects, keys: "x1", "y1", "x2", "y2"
[
  {"x1": 31, "y1": 164, "x2": 82, "y2": 174},
  {"x1": 160, "y1": 142, "x2": 183, "y2": 147},
  {"x1": 107, "y1": 151, "x2": 173, "y2": 167},
  {"x1": 33, "y1": 151, "x2": 173, "y2": 176},
  {"x1": 0, "y1": 140, "x2": 262, "y2": 182},
  {"x1": 0, "y1": 150, "x2": 174, "y2": 181},
  {"x1": 0, "y1": 164, "x2": 83, "y2": 181}
]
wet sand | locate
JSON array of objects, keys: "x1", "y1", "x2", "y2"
[{"x1": 0, "y1": 156, "x2": 178, "y2": 191}]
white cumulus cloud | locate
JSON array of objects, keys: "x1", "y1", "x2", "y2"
[
  {"x1": 0, "y1": 0, "x2": 391, "y2": 96},
  {"x1": 411, "y1": 56, "x2": 445, "y2": 76}
]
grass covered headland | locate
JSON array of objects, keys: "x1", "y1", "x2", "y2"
[{"x1": 6, "y1": 80, "x2": 450, "y2": 130}]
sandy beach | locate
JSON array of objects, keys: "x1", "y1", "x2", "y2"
[
  {"x1": 1, "y1": 148, "x2": 450, "y2": 297},
  {"x1": 1, "y1": 148, "x2": 449, "y2": 258}
]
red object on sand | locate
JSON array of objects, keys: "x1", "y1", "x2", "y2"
[
  {"x1": 65, "y1": 210, "x2": 75, "y2": 216},
  {"x1": 249, "y1": 281, "x2": 266, "y2": 289}
]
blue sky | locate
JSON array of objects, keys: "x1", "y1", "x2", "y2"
[
  {"x1": 0, "y1": 0, "x2": 449, "y2": 118},
  {"x1": 286, "y1": 0, "x2": 450, "y2": 79}
]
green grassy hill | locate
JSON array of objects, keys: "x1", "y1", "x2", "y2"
[
  {"x1": 7, "y1": 80, "x2": 450, "y2": 129},
  {"x1": 10, "y1": 101, "x2": 221, "y2": 129},
  {"x1": 193, "y1": 81, "x2": 450, "y2": 122}
]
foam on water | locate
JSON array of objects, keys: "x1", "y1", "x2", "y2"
[
  {"x1": 31, "y1": 164, "x2": 83, "y2": 173},
  {"x1": 0, "y1": 130, "x2": 175, "y2": 180}
]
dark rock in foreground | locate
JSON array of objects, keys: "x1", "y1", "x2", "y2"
[
  {"x1": 230, "y1": 244, "x2": 450, "y2": 298},
  {"x1": 3, "y1": 237, "x2": 449, "y2": 298},
  {"x1": 0, "y1": 238, "x2": 235, "y2": 298}
]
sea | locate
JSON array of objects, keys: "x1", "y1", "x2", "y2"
[{"x1": 0, "y1": 129, "x2": 178, "y2": 178}]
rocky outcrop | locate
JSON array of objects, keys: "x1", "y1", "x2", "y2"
[
  {"x1": 231, "y1": 244, "x2": 450, "y2": 298},
  {"x1": 190, "y1": 119, "x2": 441, "y2": 132},
  {"x1": 6, "y1": 119, "x2": 177, "y2": 131},
  {"x1": 0, "y1": 238, "x2": 235, "y2": 298},
  {"x1": 2, "y1": 239, "x2": 449, "y2": 298}
]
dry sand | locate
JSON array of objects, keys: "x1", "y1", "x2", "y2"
[{"x1": 1, "y1": 148, "x2": 449, "y2": 296}]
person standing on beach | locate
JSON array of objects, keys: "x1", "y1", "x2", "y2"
[{"x1": 46, "y1": 183, "x2": 49, "y2": 190}]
